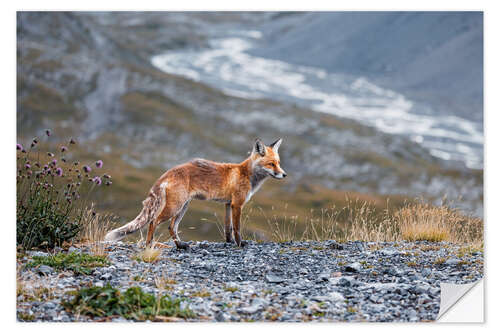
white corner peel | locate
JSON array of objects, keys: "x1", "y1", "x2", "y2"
[{"x1": 437, "y1": 279, "x2": 484, "y2": 322}]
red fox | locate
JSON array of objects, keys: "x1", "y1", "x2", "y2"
[{"x1": 105, "y1": 138, "x2": 286, "y2": 249}]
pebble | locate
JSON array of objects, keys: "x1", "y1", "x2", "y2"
[
  {"x1": 265, "y1": 274, "x2": 284, "y2": 283},
  {"x1": 345, "y1": 262, "x2": 362, "y2": 272},
  {"x1": 445, "y1": 258, "x2": 461, "y2": 265},
  {"x1": 37, "y1": 265, "x2": 54, "y2": 275}
]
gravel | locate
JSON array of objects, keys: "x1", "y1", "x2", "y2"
[{"x1": 17, "y1": 240, "x2": 483, "y2": 322}]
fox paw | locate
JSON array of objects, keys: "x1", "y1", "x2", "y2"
[
  {"x1": 175, "y1": 241, "x2": 190, "y2": 250},
  {"x1": 237, "y1": 240, "x2": 248, "y2": 247}
]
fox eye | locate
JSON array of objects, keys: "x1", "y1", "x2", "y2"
[{"x1": 270, "y1": 163, "x2": 276, "y2": 167}]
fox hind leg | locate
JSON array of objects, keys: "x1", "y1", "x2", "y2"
[
  {"x1": 224, "y1": 203, "x2": 234, "y2": 243},
  {"x1": 169, "y1": 200, "x2": 190, "y2": 249}
]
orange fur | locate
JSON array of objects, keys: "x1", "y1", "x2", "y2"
[{"x1": 105, "y1": 138, "x2": 286, "y2": 248}]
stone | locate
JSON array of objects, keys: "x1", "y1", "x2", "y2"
[
  {"x1": 37, "y1": 265, "x2": 54, "y2": 275},
  {"x1": 445, "y1": 259, "x2": 461, "y2": 266},
  {"x1": 68, "y1": 246, "x2": 81, "y2": 254},
  {"x1": 379, "y1": 248, "x2": 398, "y2": 256},
  {"x1": 215, "y1": 311, "x2": 231, "y2": 321},
  {"x1": 345, "y1": 262, "x2": 362, "y2": 273},
  {"x1": 265, "y1": 274, "x2": 285, "y2": 283}
]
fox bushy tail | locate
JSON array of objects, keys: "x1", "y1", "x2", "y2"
[{"x1": 104, "y1": 186, "x2": 164, "y2": 242}]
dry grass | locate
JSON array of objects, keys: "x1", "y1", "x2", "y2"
[
  {"x1": 154, "y1": 273, "x2": 177, "y2": 291},
  {"x1": 395, "y1": 202, "x2": 483, "y2": 244},
  {"x1": 17, "y1": 266, "x2": 56, "y2": 302},
  {"x1": 79, "y1": 205, "x2": 119, "y2": 256},
  {"x1": 263, "y1": 198, "x2": 483, "y2": 245},
  {"x1": 134, "y1": 247, "x2": 162, "y2": 263},
  {"x1": 259, "y1": 205, "x2": 302, "y2": 243}
]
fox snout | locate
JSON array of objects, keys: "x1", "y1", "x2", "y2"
[
  {"x1": 274, "y1": 172, "x2": 287, "y2": 179},
  {"x1": 272, "y1": 167, "x2": 287, "y2": 179}
]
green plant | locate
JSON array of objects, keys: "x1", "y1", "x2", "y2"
[
  {"x1": 16, "y1": 130, "x2": 112, "y2": 249},
  {"x1": 26, "y1": 252, "x2": 109, "y2": 275},
  {"x1": 63, "y1": 284, "x2": 195, "y2": 320},
  {"x1": 17, "y1": 312, "x2": 35, "y2": 321}
]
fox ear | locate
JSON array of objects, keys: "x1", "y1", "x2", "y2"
[
  {"x1": 270, "y1": 138, "x2": 283, "y2": 153},
  {"x1": 253, "y1": 138, "x2": 266, "y2": 156}
]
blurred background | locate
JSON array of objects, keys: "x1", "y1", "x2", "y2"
[{"x1": 17, "y1": 12, "x2": 483, "y2": 242}]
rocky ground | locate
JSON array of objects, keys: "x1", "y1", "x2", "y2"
[{"x1": 17, "y1": 240, "x2": 483, "y2": 322}]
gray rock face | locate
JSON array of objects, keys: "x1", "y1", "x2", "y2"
[{"x1": 251, "y1": 12, "x2": 483, "y2": 123}]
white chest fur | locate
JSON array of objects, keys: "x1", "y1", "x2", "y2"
[{"x1": 245, "y1": 178, "x2": 266, "y2": 203}]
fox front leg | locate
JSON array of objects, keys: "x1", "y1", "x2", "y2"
[
  {"x1": 224, "y1": 203, "x2": 235, "y2": 243},
  {"x1": 231, "y1": 203, "x2": 247, "y2": 247}
]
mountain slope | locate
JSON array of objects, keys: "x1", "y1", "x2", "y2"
[{"x1": 250, "y1": 12, "x2": 483, "y2": 122}]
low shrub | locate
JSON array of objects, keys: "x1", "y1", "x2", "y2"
[
  {"x1": 16, "y1": 130, "x2": 112, "y2": 249},
  {"x1": 63, "y1": 284, "x2": 195, "y2": 320},
  {"x1": 26, "y1": 252, "x2": 109, "y2": 275}
]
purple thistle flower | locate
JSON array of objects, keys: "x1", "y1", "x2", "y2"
[
  {"x1": 45, "y1": 129, "x2": 51, "y2": 136},
  {"x1": 21, "y1": 149, "x2": 26, "y2": 153},
  {"x1": 93, "y1": 176, "x2": 102, "y2": 186},
  {"x1": 105, "y1": 181, "x2": 112, "y2": 186},
  {"x1": 48, "y1": 152, "x2": 54, "y2": 157},
  {"x1": 55, "y1": 167, "x2": 63, "y2": 177},
  {"x1": 51, "y1": 159, "x2": 57, "y2": 166},
  {"x1": 95, "y1": 160, "x2": 103, "y2": 168},
  {"x1": 16, "y1": 143, "x2": 23, "y2": 151},
  {"x1": 83, "y1": 165, "x2": 91, "y2": 173},
  {"x1": 25, "y1": 163, "x2": 31, "y2": 169},
  {"x1": 61, "y1": 146, "x2": 67, "y2": 153},
  {"x1": 103, "y1": 174, "x2": 111, "y2": 179},
  {"x1": 43, "y1": 165, "x2": 49, "y2": 170}
]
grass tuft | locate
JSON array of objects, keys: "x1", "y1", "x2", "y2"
[
  {"x1": 78, "y1": 205, "x2": 118, "y2": 256},
  {"x1": 26, "y1": 252, "x2": 109, "y2": 275},
  {"x1": 133, "y1": 247, "x2": 162, "y2": 263},
  {"x1": 396, "y1": 202, "x2": 483, "y2": 244},
  {"x1": 63, "y1": 284, "x2": 195, "y2": 320}
]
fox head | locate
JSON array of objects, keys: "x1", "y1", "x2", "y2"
[{"x1": 251, "y1": 138, "x2": 287, "y2": 179}]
